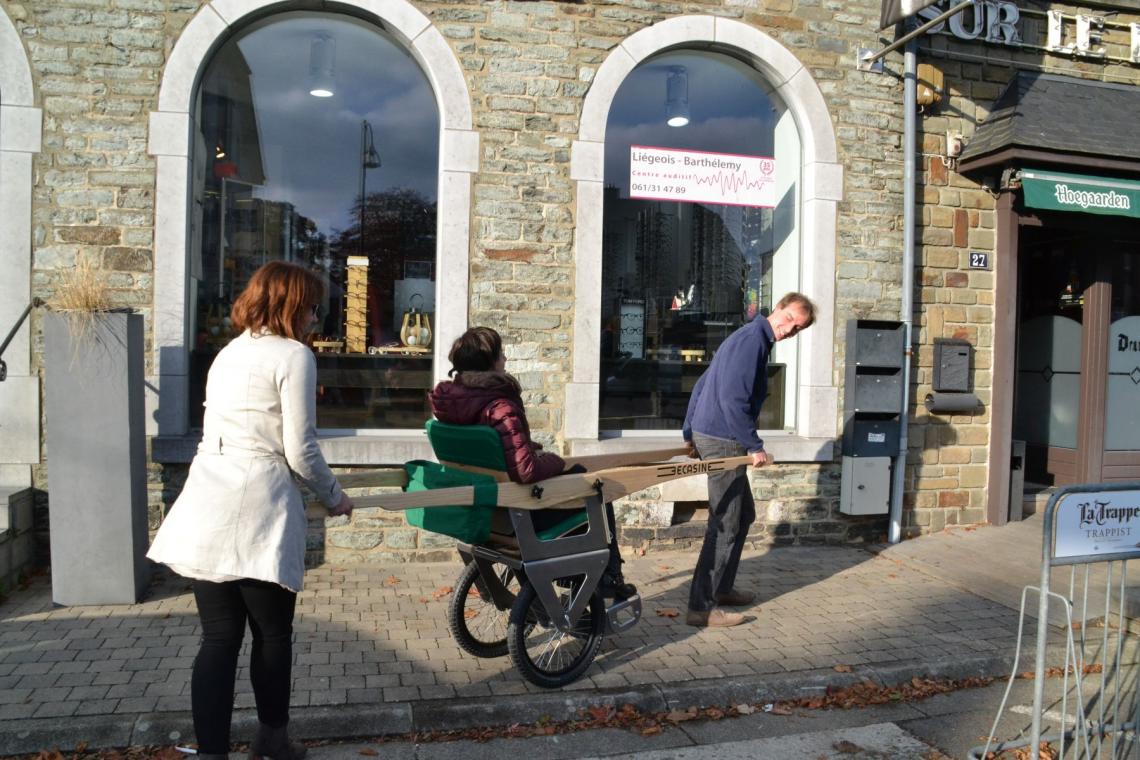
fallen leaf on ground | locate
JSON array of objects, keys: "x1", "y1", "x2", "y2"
[
  {"x1": 431, "y1": 585, "x2": 453, "y2": 600},
  {"x1": 656, "y1": 607, "x2": 680, "y2": 618},
  {"x1": 463, "y1": 608, "x2": 479, "y2": 619},
  {"x1": 833, "y1": 664, "x2": 853, "y2": 673},
  {"x1": 358, "y1": 749, "x2": 379, "y2": 756},
  {"x1": 384, "y1": 575, "x2": 401, "y2": 586},
  {"x1": 734, "y1": 703, "x2": 756, "y2": 715},
  {"x1": 585, "y1": 705, "x2": 613, "y2": 723},
  {"x1": 665, "y1": 707, "x2": 699, "y2": 722},
  {"x1": 834, "y1": 740, "x2": 863, "y2": 754}
]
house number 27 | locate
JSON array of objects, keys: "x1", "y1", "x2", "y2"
[{"x1": 969, "y1": 252, "x2": 989, "y2": 269}]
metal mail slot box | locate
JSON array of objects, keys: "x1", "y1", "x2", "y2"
[
  {"x1": 854, "y1": 324, "x2": 904, "y2": 368},
  {"x1": 853, "y1": 372, "x2": 903, "y2": 413},
  {"x1": 849, "y1": 419, "x2": 900, "y2": 457}
]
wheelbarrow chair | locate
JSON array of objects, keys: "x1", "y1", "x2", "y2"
[
  {"x1": 411, "y1": 420, "x2": 642, "y2": 688},
  {"x1": 310, "y1": 420, "x2": 752, "y2": 688}
]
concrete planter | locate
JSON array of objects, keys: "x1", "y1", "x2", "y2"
[{"x1": 43, "y1": 311, "x2": 149, "y2": 605}]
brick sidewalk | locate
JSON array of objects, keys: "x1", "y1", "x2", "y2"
[{"x1": 0, "y1": 543, "x2": 1023, "y2": 730}]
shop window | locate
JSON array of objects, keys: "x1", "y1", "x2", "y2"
[
  {"x1": 599, "y1": 50, "x2": 800, "y2": 432},
  {"x1": 189, "y1": 12, "x2": 439, "y2": 430}
]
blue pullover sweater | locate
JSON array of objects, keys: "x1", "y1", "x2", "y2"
[{"x1": 682, "y1": 316, "x2": 774, "y2": 453}]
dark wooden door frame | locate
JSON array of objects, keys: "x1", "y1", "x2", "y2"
[
  {"x1": 987, "y1": 190, "x2": 1019, "y2": 526},
  {"x1": 1076, "y1": 259, "x2": 1112, "y2": 483},
  {"x1": 990, "y1": 203, "x2": 1132, "y2": 521}
]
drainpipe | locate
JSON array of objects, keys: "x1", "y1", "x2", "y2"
[{"x1": 888, "y1": 40, "x2": 917, "y2": 544}]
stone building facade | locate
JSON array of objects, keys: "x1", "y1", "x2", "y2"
[{"x1": 1, "y1": 0, "x2": 1138, "y2": 570}]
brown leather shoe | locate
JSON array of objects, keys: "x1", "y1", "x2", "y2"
[
  {"x1": 685, "y1": 607, "x2": 746, "y2": 627},
  {"x1": 714, "y1": 588, "x2": 756, "y2": 606}
]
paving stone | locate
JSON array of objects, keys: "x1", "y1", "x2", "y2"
[{"x1": 0, "y1": 544, "x2": 1027, "y2": 734}]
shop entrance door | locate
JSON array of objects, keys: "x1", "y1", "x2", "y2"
[{"x1": 1014, "y1": 218, "x2": 1140, "y2": 485}]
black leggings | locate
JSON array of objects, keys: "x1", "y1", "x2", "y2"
[{"x1": 191, "y1": 578, "x2": 296, "y2": 752}]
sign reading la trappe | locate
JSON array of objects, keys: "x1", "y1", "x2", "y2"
[
  {"x1": 1053, "y1": 489, "x2": 1140, "y2": 561},
  {"x1": 629, "y1": 146, "x2": 777, "y2": 208}
]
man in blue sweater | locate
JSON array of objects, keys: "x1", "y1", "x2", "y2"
[{"x1": 682, "y1": 292, "x2": 816, "y2": 627}]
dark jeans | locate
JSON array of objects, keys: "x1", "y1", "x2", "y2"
[
  {"x1": 191, "y1": 578, "x2": 297, "y2": 753},
  {"x1": 687, "y1": 433, "x2": 756, "y2": 612}
]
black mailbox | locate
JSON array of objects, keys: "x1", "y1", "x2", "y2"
[{"x1": 933, "y1": 339, "x2": 971, "y2": 392}]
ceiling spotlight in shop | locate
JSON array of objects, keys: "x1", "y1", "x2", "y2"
[
  {"x1": 665, "y1": 65, "x2": 690, "y2": 128},
  {"x1": 308, "y1": 33, "x2": 336, "y2": 98}
]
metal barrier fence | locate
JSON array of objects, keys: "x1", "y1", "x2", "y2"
[{"x1": 970, "y1": 482, "x2": 1140, "y2": 760}]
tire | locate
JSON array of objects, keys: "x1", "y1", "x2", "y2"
[
  {"x1": 507, "y1": 578, "x2": 603, "y2": 688},
  {"x1": 447, "y1": 559, "x2": 518, "y2": 658}
]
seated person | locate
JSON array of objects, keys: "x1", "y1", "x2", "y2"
[{"x1": 430, "y1": 326, "x2": 635, "y2": 599}]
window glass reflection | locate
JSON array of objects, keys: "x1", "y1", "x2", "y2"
[
  {"x1": 601, "y1": 51, "x2": 797, "y2": 432},
  {"x1": 190, "y1": 13, "x2": 439, "y2": 430}
]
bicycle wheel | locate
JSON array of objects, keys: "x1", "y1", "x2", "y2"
[
  {"x1": 447, "y1": 559, "x2": 518, "y2": 658},
  {"x1": 507, "y1": 578, "x2": 603, "y2": 688}
]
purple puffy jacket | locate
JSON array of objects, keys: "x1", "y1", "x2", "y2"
[{"x1": 428, "y1": 371, "x2": 566, "y2": 484}]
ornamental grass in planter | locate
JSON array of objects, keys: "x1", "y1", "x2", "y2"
[{"x1": 42, "y1": 258, "x2": 149, "y2": 605}]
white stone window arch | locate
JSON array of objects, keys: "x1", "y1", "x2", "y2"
[
  {"x1": 566, "y1": 16, "x2": 841, "y2": 459},
  {"x1": 0, "y1": 10, "x2": 42, "y2": 488},
  {"x1": 148, "y1": 0, "x2": 476, "y2": 463}
]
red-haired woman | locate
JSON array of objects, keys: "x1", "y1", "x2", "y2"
[
  {"x1": 430, "y1": 326, "x2": 635, "y2": 599},
  {"x1": 148, "y1": 261, "x2": 353, "y2": 760}
]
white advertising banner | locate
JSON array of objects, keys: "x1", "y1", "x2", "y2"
[
  {"x1": 1053, "y1": 489, "x2": 1140, "y2": 561},
  {"x1": 629, "y1": 145, "x2": 777, "y2": 208}
]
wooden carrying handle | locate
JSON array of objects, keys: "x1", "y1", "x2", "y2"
[
  {"x1": 304, "y1": 469, "x2": 408, "y2": 520},
  {"x1": 312, "y1": 454, "x2": 755, "y2": 516},
  {"x1": 560, "y1": 446, "x2": 692, "y2": 472}
]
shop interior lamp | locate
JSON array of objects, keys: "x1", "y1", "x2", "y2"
[
  {"x1": 308, "y1": 33, "x2": 336, "y2": 98},
  {"x1": 665, "y1": 65, "x2": 690, "y2": 128}
]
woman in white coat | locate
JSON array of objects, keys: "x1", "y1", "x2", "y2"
[{"x1": 148, "y1": 261, "x2": 354, "y2": 760}]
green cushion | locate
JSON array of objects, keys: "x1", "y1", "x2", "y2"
[
  {"x1": 426, "y1": 419, "x2": 508, "y2": 471},
  {"x1": 535, "y1": 510, "x2": 589, "y2": 541},
  {"x1": 416, "y1": 419, "x2": 588, "y2": 544},
  {"x1": 404, "y1": 460, "x2": 498, "y2": 544}
]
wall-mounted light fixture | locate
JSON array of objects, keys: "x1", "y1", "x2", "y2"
[
  {"x1": 665, "y1": 65, "x2": 690, "y2": 128},
  {"x1": 308, "y1": 33, "x2": 336, "y2": 98},
  {"x1": 214, "y1": 143, "x2": 226, "y2": 159}
]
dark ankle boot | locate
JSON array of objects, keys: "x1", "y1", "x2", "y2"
[
  {"x1": 249, "y1": 723, "x2": 306, "y2": 760},
  {"x1": 600, "y1": 564, "x2": 637, "y2": 601}
]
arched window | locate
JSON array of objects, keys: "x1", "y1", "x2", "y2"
[
  {"x1": 566, "y1": 17, "x2": 840, "y2": 455},
  {"x1": 600, "y1": 50, "x2": 801, "y2": 432},
  {"x1": 189, "y1": 12, "x2": 439, "y2": 430}
]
